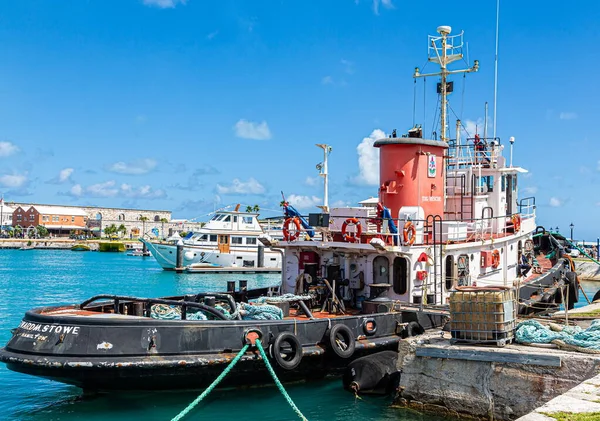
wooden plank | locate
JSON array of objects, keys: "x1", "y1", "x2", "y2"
[{"x1": 416, "y1": 346, "x2": 562, "y2": 367}]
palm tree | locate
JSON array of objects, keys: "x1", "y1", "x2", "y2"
[
  {"x1": 159, "y1": 218, "x2": 168, "y2": 239},
  {"x1": 117, "y1": 224, "x2": 127, "y2": 238},
  {"x1": 104, "y1": 224, "x2": 117, "y2": 238},
  {"x1": 36, "y1": 225, "x2": 48, "y2": 238},
  {"x1": 138, "y1": 215, "x2": 149, "y2": 238},
  {"x1": 14, "y1": 225, "x2": 22, "y2": 238},
  {"x1": 252, "y1": 204, "x2": 260, "y2": 213},
  {"x1": 245, "y1": 205, "x2": 253, "y2": 213}
]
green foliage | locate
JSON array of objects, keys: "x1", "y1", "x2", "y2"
[
  {"x1": 544, "y1": 412, "x2": 600, "y2": 421},
  {"x1": 36, "y1": 225, "x2": 49, "y2": 238}
]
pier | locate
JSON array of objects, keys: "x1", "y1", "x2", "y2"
[
  {"x1": 183, "y1": 266, "x2": 281, "y2": 274},
  {"x1": 393, "y1": 330, "x2": 600, "y2": 420}
]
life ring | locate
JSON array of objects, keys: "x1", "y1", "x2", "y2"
[
  {"x1": 403, "y1": 221, "x2": 416, "y2": 246},
  {"x1": 282, "y1": 217, "x2": 301, "y2": 241},
  {"x1": 342, "y1": 218, "x2": 362, "y2": 243},
  {"x1": 270, "y1": 332, "x2": 303, "y2": 370},
  {"x1": 491, "y1": 249, "x2": 500, "y2": 268},
  {"x1": 511, "y1": 214, "x2": 522, "y2": 232},
  {"x1": 326, "y1": 324, "x2": 355, "y2": 358},
  {"x1": 362, "y1": 318, "x2": 377, "y2": 336}
]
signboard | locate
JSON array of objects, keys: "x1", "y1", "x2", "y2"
[{"x1": 427, "y1": 155, "x2": 437, "y2": 178}]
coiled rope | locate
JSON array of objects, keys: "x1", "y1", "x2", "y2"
[
  {"x1": 255, "y1": 338, "x2": 308, "y2": 421},
  {"x1": 516, "y1": 319, "x2": 600, "y2": 353},
  {"x1": 170, "y1": 344, "x2": 250, "y2": 421}
]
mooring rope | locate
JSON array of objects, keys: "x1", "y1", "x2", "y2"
[
  {"x1": 255, "y1": 338, "x2": 308, "y2": 421},
  {"x1": 170, "y1": 344, "x2": 250, "y2": 421}
]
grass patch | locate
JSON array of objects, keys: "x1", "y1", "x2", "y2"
[
  {"x1": 543, "y1": 412, "x2": 600, "y2": 421},
  {"x1": 570, "y1": 309, "x2": 600, "y2": 318}
]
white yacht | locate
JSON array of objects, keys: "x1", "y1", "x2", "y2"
[{"x1": 140, "y1": 208, "x2": 282, "y2": 270}]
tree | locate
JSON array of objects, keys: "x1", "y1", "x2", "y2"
[
  {"x1": 253, "y1": 204, "x2": 260, "y2": 213},
  {"x1": 117, "y1": 224, "x2": 127, "y2": 238},
  {"x1": 36, "y1": 225, "x2": 49, "y2": 238},
  {"x1": 245, "y1": 205, "x2": 253, "y2": 213},
  {"x1": 14, "y1": 225, "x2": 22, "y2": 238},
  {"x1": 160, "y1": 218, "x2": 168, "y2": 239},
  {"x1": 104, "y1": 224, "x2": 117, "y2": 238},
  {"x1": 138, "y1": 215, "x2": 149, "y2": 238}
]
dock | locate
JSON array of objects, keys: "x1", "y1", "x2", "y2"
[
  {"x1": 180, "y1": 266, "x2": 282, "y2": 274},
  {"x1": 393, "y1": 330, "x2": 600, "y2": 420}
]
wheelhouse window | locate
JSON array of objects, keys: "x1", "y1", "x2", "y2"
[
  {"x1": 209, "y1": 235, "x2": 217, "y2": 242},
  {"x1": 246, "y1": 237, "x2": 257, "y2": 245},
  {"x1": 231, "y1": 237, "x2": 243, "y2": 244},
  {"x1": 223, "y1": 215, "x2": 231, "y2": 222},
  {"x1": 242, "y1": 216, "x2": 253, "y2": 224}
]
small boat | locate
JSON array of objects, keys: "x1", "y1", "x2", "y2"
[
  {"x1": 140, "y1": 205, "x2": 283, "y2": 270},
  {"x1": 71, "y1": 244, "x2": 91, "y2": 252},
  {"x1": 19, "y1": 245, "x2": 35, "y2": 251},
  {"x1": 127, "y1": 249, "x2": 151, "y2": 257}
]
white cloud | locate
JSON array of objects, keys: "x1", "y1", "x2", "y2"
[
  {"x1": 59, "y1": 168, "x2": 74, "y2": 183},
  {"x1": 462, "y1": 118, "x2": 485, "y2": 139},
  {"x1": 108, "y1": 158, "x2": 157, "y2": 175},
  {"x1": 206, "y1": 30, "x2": 218, "y2": 40},
  {"x1": 234, "y1": 119, "x2": 272, "y2": 140},
  {"x1": 0, "y1": 173, "x2": 27, "y2": 188},
  {"x1": 287, "y1": 194, "x2": 322, "y2": 210},
  {"x1": 331, "y1": 199, "x2": 350, "y2": 208},
  {"x1": 305, "y1": 176, "x2": 319, "y2": 186},
  {"x1": 521, "y1": 186, "x2": 538, "y2": 195},
  {"x1": 142, "y1": 0, "x2": 187, "y2": 8},
  {"x1": 216, "y1": 178, "x2": 265, "y2": 195},
  {"x1": 559, "y1": 112, "x2": 577, "y2": 120},
  {"x1": 353, "y1": 129, "x2": 385, "y2": 185},
  {"x1": 67, "y1": 180, "x2": 165, "y2": 199},
  {"x1": 0, "y1": 141, "x2": 19, "y2": 157},
  {"x1": 549, "y1": 197, "x2": 563, "y2": 207},
  {"x1": 321, "y1": 76, "x2": 333, "y2": 85},
  {"x1": 340, "y1": 59, "x2": 354, "y2": 74},
  {"x1": 373, "y1": 0, "x2": 393, "y2": 14}
]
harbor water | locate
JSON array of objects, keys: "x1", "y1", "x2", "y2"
[{"x1": 0, "y1": 249, "x2": 447, "y2": 421}]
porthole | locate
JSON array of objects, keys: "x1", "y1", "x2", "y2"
[{"x1": 470, "y1": 254, "x2": 474, "y2": 261}]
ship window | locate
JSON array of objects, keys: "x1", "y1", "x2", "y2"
[
  {"x1": 392, "y1": 257, "x2": 408, "y2": 295},
  {"x1": 246, "y1": 237, "x2": 257, "y2": 245},
  {"x1": 215, "y1": 214, "x2": 225, "y2": 221},
  {"x1": 445, "y1": 255, "x2": 455, "y2": 290},
  {"x1": 482, "y1": 176, "x2": 494, "y2": 192},
  {"x1": 501, "y1": 175, "x2": 506, "y2": 192},
  {"x1": 231, "y1": 237, "x2": 243, "y2": 244},
  {"x1": 210, "y1": 214, "x2": 219, "y2": 221},
  {"x1": 223, "y1": 215, "x2": 231, "y2": 222},
  {"x1": 198, "y1": 234, "x2": 208, "y2": 241},
  {"x1": 233, "y1": 216, "x2": 238, "y2": 223},
  {"x1": 209, "y1": 235, "x2": 217, "y2": 242},
  {"x1": 513, "y1": 176, "x2": 518, "y2": 191},
  {"x1": 242, "y1": 216, "x2": 253, "y2": 224}
]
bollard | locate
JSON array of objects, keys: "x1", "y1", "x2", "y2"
[
  {"x1": 257, "y1": 244, "x2": 264, "y2": 268},
  {"x1": 176, "y1": 243, "x2": 184, "y2": 271}
]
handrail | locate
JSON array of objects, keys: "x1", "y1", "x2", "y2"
[{"x1": 79, "y1": 295, "x2": 230, "y2": 320}]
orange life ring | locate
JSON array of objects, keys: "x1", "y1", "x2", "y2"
[
  {"x1": 341, "y1": 218, "x2": 362, "y2": 243},
  {"x1": 511, "y1": 214, "x2": 521, "y2": 232},
  {"x1": 403, "y1": 221, "x2": 416, "y2": 246},
  {"x1": 491, "y1": 249, "x2": 500, "y2": 268},
  {"x1": 283, "y1": 217, "x2": 301, "y2": 241}
]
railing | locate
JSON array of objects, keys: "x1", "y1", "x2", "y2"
[
  {"x1": 519, "y1": 197, "x2": 536, "y2": 219},
  {"x1": 446, "y1": 138, "x2": 502, "y2": 169},
  {"x1": 283, "y1": 210, "x2": 533, "y2": 248}
]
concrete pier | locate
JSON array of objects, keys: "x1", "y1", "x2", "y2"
[
  {"x1": 516, "y1": 373, "x2": 600, "y2": 420},
  {"x1": 575, "y1": 259, "x2": 600, "y2": 281},
  {"x1": 394, "y1": 331, "x2": 600, "y2": 420}
]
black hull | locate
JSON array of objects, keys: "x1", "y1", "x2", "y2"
[{"x1": 0, "y1": 303, "x2": 444, "y2": 391}]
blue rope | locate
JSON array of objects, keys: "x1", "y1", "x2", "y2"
[
  {"x1": 516, "y1": 320, "x2": 600, "y2": 350},
  {"x1": 170, "y1": 343, "x2": 250, "y2": 421},
  {"x1": 255, "y1": 339, "x2": 308, "y2": 421}
]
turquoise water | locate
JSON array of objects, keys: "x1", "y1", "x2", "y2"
[{"x1": 0, "y1": 250, "x2": 446, "y2": 421}]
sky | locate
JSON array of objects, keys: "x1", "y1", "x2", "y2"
[{"x1": 0, "y1": 0, "x2": 599, "y2": 240}]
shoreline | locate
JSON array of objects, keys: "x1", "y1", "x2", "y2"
[{"x1": 0, "y1": 238, "x2": 142, "y2": 250}]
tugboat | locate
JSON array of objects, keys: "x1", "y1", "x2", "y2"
[{"x1": 0, "y1": 25, "x2": 582, "y2": 391}]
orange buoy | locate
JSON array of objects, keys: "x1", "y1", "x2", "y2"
[
  {"x1": 341, "y1": 218, "x2": 362, "y2": 243},
  {"x1": 282, "y1": 217, "x2": 301, "y2": 241},
  {"x1": 403, "y1": 221, "x2": 416, "y2": 246}
]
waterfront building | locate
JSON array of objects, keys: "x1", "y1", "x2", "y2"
[
  {"x1": 0, "y1": 198, "x2": 15, "y2": 234},
  {"x1": 12, "y1": 205, "x2": 88, "y2": 236}
]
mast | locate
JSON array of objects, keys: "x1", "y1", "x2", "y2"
[
  {"x1": 316, "y1": 144, "x2": 332, "y2": 213},
  {"x1": 414, "y1": 26, "x2": 479, "y2": 142}
]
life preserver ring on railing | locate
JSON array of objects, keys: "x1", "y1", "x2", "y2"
[
  {"x1": 342, "y1": 218, "x2": 362, "y2": 243},
  {"x1": 511, "y1": 214, "x2": 522, "y2": 232},
  {"x1": 403, "y1": 221, "x2": 416, "y2": 246},
  {"x1": 491, "y1": 249, "x2": 501, "y2": 268},
  {"x1": 282, "y1": 217, "x2": 301, "y2": 241}
]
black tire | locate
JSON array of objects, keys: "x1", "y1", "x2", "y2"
[
  {"x1": 592, "y1": 290, "x2": 600, "y2": 303},
  {"x1": 403, "y1": 321, "x2": 425, "y2": 338},
  {"x1": 271, "y1": 332, "x2": 302, "y2": 370},
  {"x1": 566, "y1": 271, "x2": 579, "y2": 309},
  {"x1": 362, "y1": 318, "x2": 377, "y2": 336},
  {"x1": 327, "y1": 324, "x2": 355, "y2": 359}
]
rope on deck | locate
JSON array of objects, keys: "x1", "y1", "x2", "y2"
[
  {"x1": 170, "y1": 343, "x2": 249, "y2": 421},
  {"x1": 516, "y1": 319, "x2": 600, "y2": 353}
]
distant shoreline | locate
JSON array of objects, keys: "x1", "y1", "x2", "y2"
[{"x1": 0, "y1": 239, "x2": 142, "y2": 250}]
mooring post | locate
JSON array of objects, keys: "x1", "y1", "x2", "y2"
[
  {"x1": 227, "y1": 281, "x2": 236, "y2": 294},
  {"x1": 257, "y1": 244, "x2": 264, "y2": 267},
  {"x1": 176, "y1": 242, "x2": 184, "y2": 271}
]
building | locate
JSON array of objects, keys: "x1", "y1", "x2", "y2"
[
  {"x1": 0, "y1": 198, "x2": 15, "y2": 234},
  {"x1": 6, "y1": 201, "x2": 203, "y2": 238},
  {"x1": 12, "y1": 205, "x2": 89, "y2": 236}
]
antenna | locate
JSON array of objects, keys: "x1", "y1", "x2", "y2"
[
  {"x1": 414, "y1": 26, "x2": 479, "y2": 143},
  {"x1": 493, "y1": 0, "x2": 500, "y2": 139},
  {"x1": 315, "y1": 144, "x2": 332, "y2": 213}
]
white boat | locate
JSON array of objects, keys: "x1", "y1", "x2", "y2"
[
  {"x1": 141, "y1": 207, "x2": 283, "y2": 270},
  {"x1": 261, "y1": 26, "x2": 580, "y2": 317}
]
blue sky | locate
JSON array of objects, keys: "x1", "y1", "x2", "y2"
[{"x1": 0, "y1": 0, "x2": 598, "y2": 240}]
